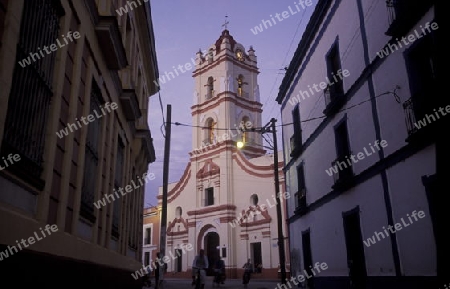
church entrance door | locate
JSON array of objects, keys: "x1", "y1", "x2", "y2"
[{"x1": 204, "y1": 232, "x2": 220, "y2": 276}]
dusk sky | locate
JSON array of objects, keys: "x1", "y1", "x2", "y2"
[{"x1": 144, "y1": 0, "x2": 317, "y2": 207}]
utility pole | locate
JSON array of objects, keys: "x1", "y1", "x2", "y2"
[
  {"x1": 160, "y1": 104, "x2": 171, "y2": 260},
  {"x1": 271, "y1": 118, "x2": 287, "y2": 284},
  {"x1": 237, "y1": 118, "x2": 287, "y2": 284}
]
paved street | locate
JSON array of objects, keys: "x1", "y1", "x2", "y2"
[{"x1": 151, "y1": 278, "x2": 280, "y2": 289}]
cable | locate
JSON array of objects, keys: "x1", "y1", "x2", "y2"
[
  {"x1": 275, "y1": 0, "x2": 379, "y2": 129},
  {"x1": 172, "y1": 122, "x2": 247, "y2": 131},
  {"x1": 157, "y1": 91, "x2": 166, "y2": 138},
  {"x1": 170, "y1": 88, "x2": 398, "y2": 131},
  {"x1": 261, "y1": 133, "x2": 274, "y2": 149},
  {"x1": 280, "y1": 88, "x2": 399, "y2": 126},
  {"x1": 301, "y1": 87, "x2": 329, "y2": 133},
  {"x1": 160, "y1": 123, "x2": 166, "y2": 138},
  {"x1": 260, "y1": 6, "x2": 308, "y2": 116},
  {"x1": 264, "y1": 6, "x2": 309, "y2": 120},
  {"x1": 341, "y1": 0, "x2": 379, "y2": 64}
]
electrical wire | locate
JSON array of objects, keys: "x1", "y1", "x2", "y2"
[
  {"x1": 170, "y1": 88, "x2": 399, "y2": 130},
  {"x1": 341, "y1": 0, "x2": 379, "y2": 64},
  {"x1": 261, "y1": 133, "x2": 274, "y2": 149},
  {"x1": 279, "y1": 88, "x2": 399, "y2": 126},
  {"x1": 165, "y1": 3, "x2": 397, "y2": 141},
  {"x1": 302, "y1": 89, "x2": 326, "y2": 132},
  {"x1": 260, "y1": 5, "x2": 308, "y2": 116},
  {"x1": 274, "y1": 0, "x2": 379, "y2": 129},
  {"x1": 157, "y1": 91, "x2": 166, "y2": 138},
  {"x1": 263, "y1": 1, "x2": 374, "y2": 124},
  {"x1": 264, "y1": 6, "x2": 309, "y2": 120},
  {"x1": 172, "y1": 122, "x2": 246, "y2": 131}
]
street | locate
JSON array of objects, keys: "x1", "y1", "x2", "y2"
[{"x1": 152, "y1": 278, "x2": 280, "y2": 289}]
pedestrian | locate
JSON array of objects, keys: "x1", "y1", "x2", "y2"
[
  {"x1": 213, "y1": 256, "x2": 226, "y2": 285},
  {"x1": 192, "y1": 249, "x2": 209, "y2": 289},
  {"x1": 242, "y1": 258, "x2": 253, "y2": 287}
]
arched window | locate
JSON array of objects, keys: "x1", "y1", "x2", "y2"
[
  {"x1": 208, "y1": 48, "x2": 214, "y2": 63},
  {"x1": 205, "y1": 118, "x2": 216, "y2": 144},
  {"x1": 250, "y1": 194, "x2": 258, "y2": 205},
  {"x1": 241, "y1": 116, "x2": 251, "y2": 144},
  {"x1": 175, "y1": 206, "x2": 182, "y2": 218},
  {"x1": 236, "y1": 74, "x2": 247, "y2": 97},
  {"x1": 205, "y1": 76, "x2": 214, "y2": 99}
]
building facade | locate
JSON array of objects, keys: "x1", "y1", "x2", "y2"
[
  {"x1": 0, "y1": 0, "x2": 159, "y2": 287},
  {"x1": 277, "y1": 0, "x2": 444, "y2": 288},
  {"x1": 142, "y1": 206, "x2": 161, "y2": 273},
  {"x1": 157, "y1": 29, "x2": 289, "y2": 280}
]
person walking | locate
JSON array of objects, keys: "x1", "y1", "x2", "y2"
[
  {"x1": 242, "y1": 259, "x2": 253, "y2": 288},
  {"x1": 213, "y1": 256, "x2": 226, "y2": 285},
  {"x1": 192, "y1": 249, "x2": 209, "y2": 289}
]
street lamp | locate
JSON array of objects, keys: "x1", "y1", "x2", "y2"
[{"x1": 236, "y1": 118, "x2": 287, "y2": 285}]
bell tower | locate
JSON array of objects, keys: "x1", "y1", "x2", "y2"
[{"x1": 191, "y1": 29, "x2": 264, "y2": 158}]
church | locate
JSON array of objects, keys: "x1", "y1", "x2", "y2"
[{"x1": 157, "y1": 29, "x2": 289, "y2": 279}]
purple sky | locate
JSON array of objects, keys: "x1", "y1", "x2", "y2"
[{"x1": 144, "y1": 0, "x2": 317, "y2": 207}]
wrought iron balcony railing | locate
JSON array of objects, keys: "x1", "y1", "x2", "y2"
[
  {"x1": 403, "y1": 98, "x2": 418, "y2": 136},
  {"x1": 331, "y1": 155, "x2": 354, "y2": 186},
  {"x1": 386, "y1": 0, "x2": 397, "y2": 27},
  {"x1": 385, "y1": 0, "x2": 434, "y2": 37},
  {"x1": 295, "y1": 188, "x2": 306, "y2": 208},
  {"x1": 323, "y1": 84, "x2": 345, "y2": 116}
]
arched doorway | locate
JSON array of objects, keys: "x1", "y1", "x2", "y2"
[{"x1": 204, "y1": 232, "x2": 220, "y2": 276}]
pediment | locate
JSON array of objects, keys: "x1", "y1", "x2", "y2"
[
  {"x1": 238, "y1": 205, "x2": 272, "y2": 227},
  {"x1": 196, "y1": 159, "x2": 220, "y2": 179},
  {"x1": 167, "y1": 217, "x2": 189, "y2": 236}
]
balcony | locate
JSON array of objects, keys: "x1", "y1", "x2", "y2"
[
  {"x1": 294, "y1": 189, "x2": 307, "y2": 215},
  {"x1": 95, "y1": 16, "x2": 128, "y2": 70},
  {"x1": 403, "y1": 97, "x2": 437, "y2": 144},
  {"x1": 385, "y1": 0, "x2": 435, "y2": 38},
  {"x1": 323, "y1": 84, "x2": 345, "y2": 116},
  {"x1": 290, "y1": 134, "x2": 302, "y2": 158},
  {"x1": 136, "y1": 129, "x2": 156, "y2": 163},
  {"x1": 331, "y1": 155, "x2": 355, "y2": 191},
  {"x1": 120, "y1": 89, "x2": 141, "y2": 121},
  {"x1": 403, "y1": 98, "x2": 418, "y2": 136}
]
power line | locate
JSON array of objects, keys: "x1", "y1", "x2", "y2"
[
  {"x1": 157, "y1": 91, "x2": 166, "y2": 138},
  {"x1": 280, "y1": 88, "x2": 400, "y2": 126},
  {"x1": 169, "y1": 88, "x2": 399, "y2": 131},
  {"x1": 172, "y1": 122, "x2": 246, "y2": 131},
  {"x1": 264, "y1": 6, "x2": 309, "y2": 119},
  {"x1": 261, "y1": 133, "x2": 274, "y2": 149},
  {"x1": 274, "y1": 0, "x2": 380, "y2": 130}
]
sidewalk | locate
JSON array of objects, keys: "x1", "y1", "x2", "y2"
[{"x1": 150, "y1": 277, "x2": 280, "y2": 289}]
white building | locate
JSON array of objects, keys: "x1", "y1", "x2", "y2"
[
  {"x1": 276, "y1": 0, "x2": 443, "y2": 288},
  {"x1": 157, "y1": 29, "x2": 289, "y2": 279}
]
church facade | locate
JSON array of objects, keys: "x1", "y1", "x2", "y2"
[{"x1": 157, "y1": 30, "x2": 289, "y2": 279}]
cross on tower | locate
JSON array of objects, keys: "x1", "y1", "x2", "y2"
[{"x1": 222, "y1": 15, "x2": 229, "y2": 30}]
